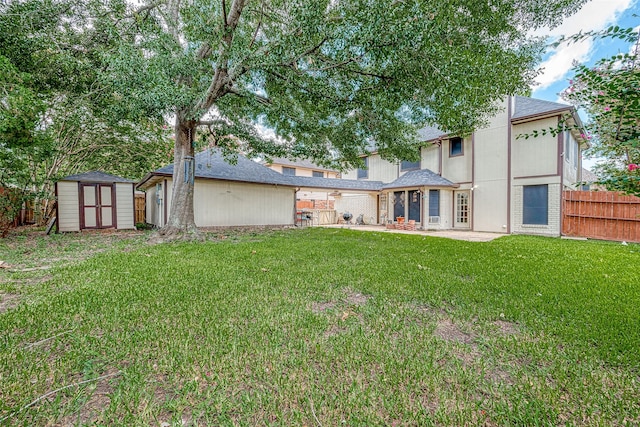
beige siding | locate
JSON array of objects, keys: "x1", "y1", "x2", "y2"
[
  {"x1": 189, "y1": 179, "x2": 295, "y2": 226},
  {"x1": 57, "y1": 181, "x2": 80, "y2": 232},
  {"x1": 115, "y1": 183, "x2": 135, "y2": 229},
  {"x1": 512, "y1": 118, "x2": 558, "y2": 178},
  {"x1": 473, "y1": 107, "x2": 509, "y2": 233},
  {"x1": 368, "y1": 154, "x2": 398, "y2": 182},
  {"x1": 441, "y1": 137, "x2": 472, "y2": 184},
  {"x1": 420, "y1": 144, "x2": 440, "y2": 173}
]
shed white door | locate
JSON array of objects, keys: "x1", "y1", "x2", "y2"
[{"x1": 81, "y1": 184, "x2": 114, "y2": 229}]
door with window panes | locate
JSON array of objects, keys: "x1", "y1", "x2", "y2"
[{"x1": 454, "y1": 190, "x2": 470, "y2": 229}]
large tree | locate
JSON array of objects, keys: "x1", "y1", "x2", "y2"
[
  {"x1": 87, "y1": 0, "x2": 588, "y2": 238},
  {"x1": 0, "y1": 0, "x2": 171, "y2": 224}
]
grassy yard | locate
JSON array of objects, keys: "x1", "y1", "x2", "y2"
[{"x1": 0, "y1": 227, "x2": 639, "y2": 426}]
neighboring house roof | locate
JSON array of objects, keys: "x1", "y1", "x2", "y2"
[
  {"x1": 138, "y1": 149, "x2": 296, "y2": 189},
  {"x1": 294, "y1": 176, "x2": 383, "y2": 192},
  {"x1": 511, "y1": 96, "x2": 573, "y2": 121},
  {"x1": 383, "y1": 169, "x2": 458, "y2": 190},
  {"x1": 581, "y1": 168, "x2": 598, "y2": 183},
  {"x1": 60, "y1": 171, "x2": 134, "y2": 183},
  {"x1": 265, "y1": 156, "x2": 339, "y2": 173}
]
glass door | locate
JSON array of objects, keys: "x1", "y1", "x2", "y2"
[{"x1": 454, "y1": 191, "x2": 470, "y2": 229}]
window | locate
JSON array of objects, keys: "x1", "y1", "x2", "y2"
[
  {"x1": 357, "y1": 157, "x2": 368, "y2": 179},
  {"x1": 282, "y1": 167, "x2": 296, "y2": 176},
  {"x1": 523, "y1": 185, "x2": 548, "y2": 225},
  {"x1": 312, "y1": 170, "x2": 324, "y2": 178},
  {"x1": 401, "y1": 158, "x2": 420, "y2": 171},
  {"x1": 449, "y1": 137, "x2": 463, "y2": 157},
  {"x1": 428, "y1": 190, "x2": 440, "y2": 217}
]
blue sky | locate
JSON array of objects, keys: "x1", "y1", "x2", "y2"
[{"x1": 531, "y1": 0, "x2": 639, "y2": 168}]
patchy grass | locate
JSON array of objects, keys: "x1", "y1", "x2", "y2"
[{"x1": 0, "y1": 227, "x2": 639, "y2": 426}]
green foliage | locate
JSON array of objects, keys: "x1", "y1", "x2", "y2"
[
  {"x1": 560, "y1": 26, "x2": 640, "y2": 195},
  {"x1": 0, "y1": 187, "x2": 23, "y2": 237},
  {"x1": 90, "y1": 0, "x2": 588, "y2": 167},
  {"x1": 0, "y1": 0, "x2": 172, "y2": 222},
  {"x1": 1, "y1": 229, "x2": 639, "y2": 424}
]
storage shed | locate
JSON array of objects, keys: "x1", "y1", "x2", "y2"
[{"x1": 55, "y1": 171, "x2": 136, "y2": 232}]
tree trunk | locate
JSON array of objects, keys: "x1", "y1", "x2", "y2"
[{"x1": 155, "y1": 117, "x2": 202, "y2": 241}]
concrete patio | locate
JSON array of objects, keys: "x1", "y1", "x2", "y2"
[{"x1": 319, "y1": 224, "x2": 505, "y2": 242}]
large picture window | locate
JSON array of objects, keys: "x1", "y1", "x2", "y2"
[{"x1": 523, "y1": 185, "x2": 548, "y2": 225}]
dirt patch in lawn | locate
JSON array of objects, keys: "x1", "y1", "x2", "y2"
[
  {"x1": 434, "y1": 319, "x2": 476, "y2": 344},
  {"x1": 0, "y1": 292, "x2": 20, "y2": 313},
  {"x1": 493, "y1": 320, "x2": 520, "y2": 336},
  {"x1": 343, "y1": 289, "x2": 370, "y2": 306},
  {"x1": 57, "y1": 368, "x2": 121, "y2": 426},
  {"x1": 311, "y1": 301, "x2": 338, "y2": 313}
]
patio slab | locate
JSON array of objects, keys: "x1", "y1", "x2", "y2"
[{"x1": 318, "y1": 224, "x2": 504, "y2": 242}]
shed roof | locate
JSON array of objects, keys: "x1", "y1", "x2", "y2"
[
  {"x1": 60, "y1": 171, "x2": 134, "y2": 183},
  {"x1": 383, "y1": 169, "x2": 458, "y2": 190}
]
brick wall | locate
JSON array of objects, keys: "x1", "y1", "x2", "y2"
[{"x1": 512, "y1": 183, "x2": 561, "y2": 236}]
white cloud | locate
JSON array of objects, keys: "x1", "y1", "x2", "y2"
[{"x1": 532, "y1": 0, "x2": 634, "y2": 92}]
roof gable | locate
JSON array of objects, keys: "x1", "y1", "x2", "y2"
[{"x1": 383, "y1": 169, "x2": 458, "y2": 190}]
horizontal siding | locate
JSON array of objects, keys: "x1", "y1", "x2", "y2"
[
  {"x1": 192, "y1": 179, "x2": 295, "y2": 226},
  {"x1": 115, "y1": 183, "x2": 135, "y2": 229},
  {"x1": 57, "y1": 181, "x2": 80, "y2": 232}
]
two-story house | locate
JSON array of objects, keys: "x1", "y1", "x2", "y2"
[{"x1": 339, "y1": 96, "x2": 587, "y2": 236}]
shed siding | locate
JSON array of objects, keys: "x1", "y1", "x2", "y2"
[
  {"x1": 115, "y1": 183, "x2": 135, "y2": 229},
  {"x1": 57, "y1": 181, "x2": 80, "y2": 232}
]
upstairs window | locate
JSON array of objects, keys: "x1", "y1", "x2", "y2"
[
  {"x1": 357, "y1": 157, "x2": 369, "y2": 179},
  {"x1": 449, "y1": 137, "x2": 463, "y2": 157},
  {"x1": 282, "y1": 167, "x2": 296, "y2": 176},
  {"x1": 312, "y1": 170, "x2": 324, "y2": 178},
  {"x1": 401, "y1": 159, "x2": 420, "y2": 171}
]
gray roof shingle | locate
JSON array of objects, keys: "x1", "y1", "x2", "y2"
[
  {"x1": 417, "y1": 125, "x2": 447, "y2": 142},
  {"x1": 60, "y1": 171, "x2": 134, "y2": 183},
  {"x1": 512, "y1": 96, "x2": 572, "y2": 120},
  {"x1": 153, "y1": 149, "x2": 296, "y2": 186},
  {"x1": 383, "y1": 169, "x2": 458, "y2": 190}
]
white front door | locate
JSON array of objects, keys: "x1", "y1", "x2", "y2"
[{"x1": 454, "y1": 191, "x2": 471, "y2": 229}]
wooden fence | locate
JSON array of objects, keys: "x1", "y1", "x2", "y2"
[
  {"x1": 135, "y1": 193, "x2": 146, "y2": 225},
  {"x1": 562, "y1": 191, "x2": 640, "y2": 242}
]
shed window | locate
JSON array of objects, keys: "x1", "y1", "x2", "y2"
[
  {"x1": 357, "y1": 157, "x2": 368, "y2": 179},
  {"x1": 312, "y1": 170, "x2": 324, "y2": 178},
  {"x1": 282, "y1": 167, "x2": 296, "y2": 176},
  {"x1": 523, "y1": 185, "x2": 548, "y2": 225},
  {"x1": 428, "y1": 190, "x2": 440, "y2": 216},
  {"x1": 450, "y1": 137, "x2": 463, "y2": 157}
]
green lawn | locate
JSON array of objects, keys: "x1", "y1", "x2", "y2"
[{"x1": 1, "y1": 227, "x2": 639, "y2": 426}]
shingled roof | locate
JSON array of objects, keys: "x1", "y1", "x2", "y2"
[
  {"x1": 383, "y1": 169, "x2": 458, "y2": 190},
  {"x1": 60, "y1": 171, "x2": 134, "y2": 183},
  {"x1": 512, "y1": 96, "x2": 573, "y2": 121},
  {"x1": 155, "y1": 149, "x2": 295, "y2": 186}
]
